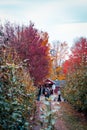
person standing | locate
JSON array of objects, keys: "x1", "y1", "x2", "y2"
[
  {"x1": 37, "y1": 86, "x2": 41, "y2": 101},
  {"x1": 44, "y1": 87, "x2": 50, "y2": 98},
  {"x1": 57, "y1": 89, "x2": 61, "y2": 102},
  {"x1": 52, "y1": 84, "x2": 55, "y2": 94}
]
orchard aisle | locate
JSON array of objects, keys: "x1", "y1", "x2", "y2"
[
  {"x1": 33, "y1": 95, "x2": 87, "y2": 130},
  {"x1": 33, "y1": 95, "x2": 68, "y2": 130},
  {"x1": 50, "y1": 94, "x2": 68, "y2": 129}
]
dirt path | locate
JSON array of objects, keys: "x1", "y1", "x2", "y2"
[
  {"x1": 60, "y1": 102, "x2": 87, "y2": 130},
  {"x1": 33, "y1": 98, "x2": 87, "y2": 130},
  {"x1": 33, "y1": 99, "x2": 68, "y2": 130},
  {"x1": 51, "y1": 101, "x2": 68, "y2": 130}
]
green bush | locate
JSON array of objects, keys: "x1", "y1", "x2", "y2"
[
  {"x1": 0, "y1": 46, "x2": 37, "y2": 129},
  {"x1": 62, "y1": 66, "x2": 87, "y2": 113}
]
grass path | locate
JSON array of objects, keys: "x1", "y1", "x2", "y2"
[
  {"x1": 33, "y1": 97, "x2": 87, "y2": 130},
  {"x1": 57, "y1": 102, "x2": 87, "y2": 130}
]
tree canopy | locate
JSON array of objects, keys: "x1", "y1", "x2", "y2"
[{"x1": 0, "y1": 22, "x2": 52, "y2": 85}]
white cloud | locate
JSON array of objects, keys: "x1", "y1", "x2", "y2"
[
  {"x1": 0, "y1": 0, "x2": 87, "y2": 47},
  {"x1": 0, "y1": 0, "x2": 87, "y2": 25},
  {"x1": 0, "y1": 0, "x2": 22, "y2": 5},
  {"x1": 48, "y1": 23, "x2": 87, "y2": 46}
]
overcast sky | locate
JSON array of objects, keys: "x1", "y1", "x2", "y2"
[{"x1": 0, "y1": 0, "x2": 87, "y2": 47}]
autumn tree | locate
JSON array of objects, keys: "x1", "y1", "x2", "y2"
[
  {"x1": 71, "y1": 37, "x2": 87, "y2": 68},
  {"x1": 1, "y1": 22, "x2": 52, "y2": 85},
  {"x1": 62, "y1": 37, "x2": 87, "y2": 113},
  {"x1": 63, "y1": 37, "x2": 87, "y2": 74},
  {"x1": 50, "y1": 40, "x2": 68, "y2": 80}
]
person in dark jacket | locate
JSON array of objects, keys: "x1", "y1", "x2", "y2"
[
  {"x1": 37, "y1": 86, "x2": 41, "y2": 101},
  {"x1": 57, "y1": 90, "x2": 61, "y2": 102},
  {"x1": 44, "y1": 87, "x2": 50, "y2": 98}
]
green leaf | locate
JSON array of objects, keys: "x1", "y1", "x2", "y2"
[
  {"x1": 24, "y1": 122, "x2": 29, "y2": 127},
  {"x1": 44, "y1": 101, "x2": 50, "y2": 105},
  {"x1": 51, "y1": 119, "x2": 56, "y2": 125},
  {"x1": 12, "y1": 112, "x2": 22, "y2": 119},
  {"x1": 11, "y1": 101, "x2": 18, "y2": 105}
]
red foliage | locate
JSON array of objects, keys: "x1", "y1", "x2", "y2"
[
  {"x1": 1, "y1": 22, "x2": 51, "y2": 86},
  {"x1": 14, "y1": 23, "x2": 51, "y2": 85},
  {"x1": 63, "y1": 37, "x2": 87, "y2": 75},
  {"x1": 71, "y1": 37, "x2": 87, "y2": 66}
]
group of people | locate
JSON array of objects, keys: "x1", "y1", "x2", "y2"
[
  {"x1": 37, "y1": 86, "x2": 52, "y2": 101},
  {"x1": 37, "y1": 85, "x2": 61, "y2": 102}
]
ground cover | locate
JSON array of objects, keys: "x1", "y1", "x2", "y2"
[{"x1": 59, "y1": 102, "x2": 87, "y2": 130}]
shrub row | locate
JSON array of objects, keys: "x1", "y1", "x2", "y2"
[{"x1": 62, "y1": 67, "x2": 87, "y2": 113}]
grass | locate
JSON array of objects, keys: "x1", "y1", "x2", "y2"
[{"x1": 60, "y1": 102, "x2": 87, "y2": 130}]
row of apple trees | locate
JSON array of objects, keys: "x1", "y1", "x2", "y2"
[
  {"x1": 0, "y1": 22, "x2": 52, "y2": 129},
  {"x1": 62, "y1": 37, "x2": 87, "y2": 114}
]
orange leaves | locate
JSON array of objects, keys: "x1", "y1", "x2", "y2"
[
  {"x1": 56, "y1": 66, "x2": 62, "y2": 72},
  {"x1": 57, "y1": 74, "x2": 66, "y2": 80},
  {"x1": 49, "y1": 41, "x2": 68, "y2": 81}
]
